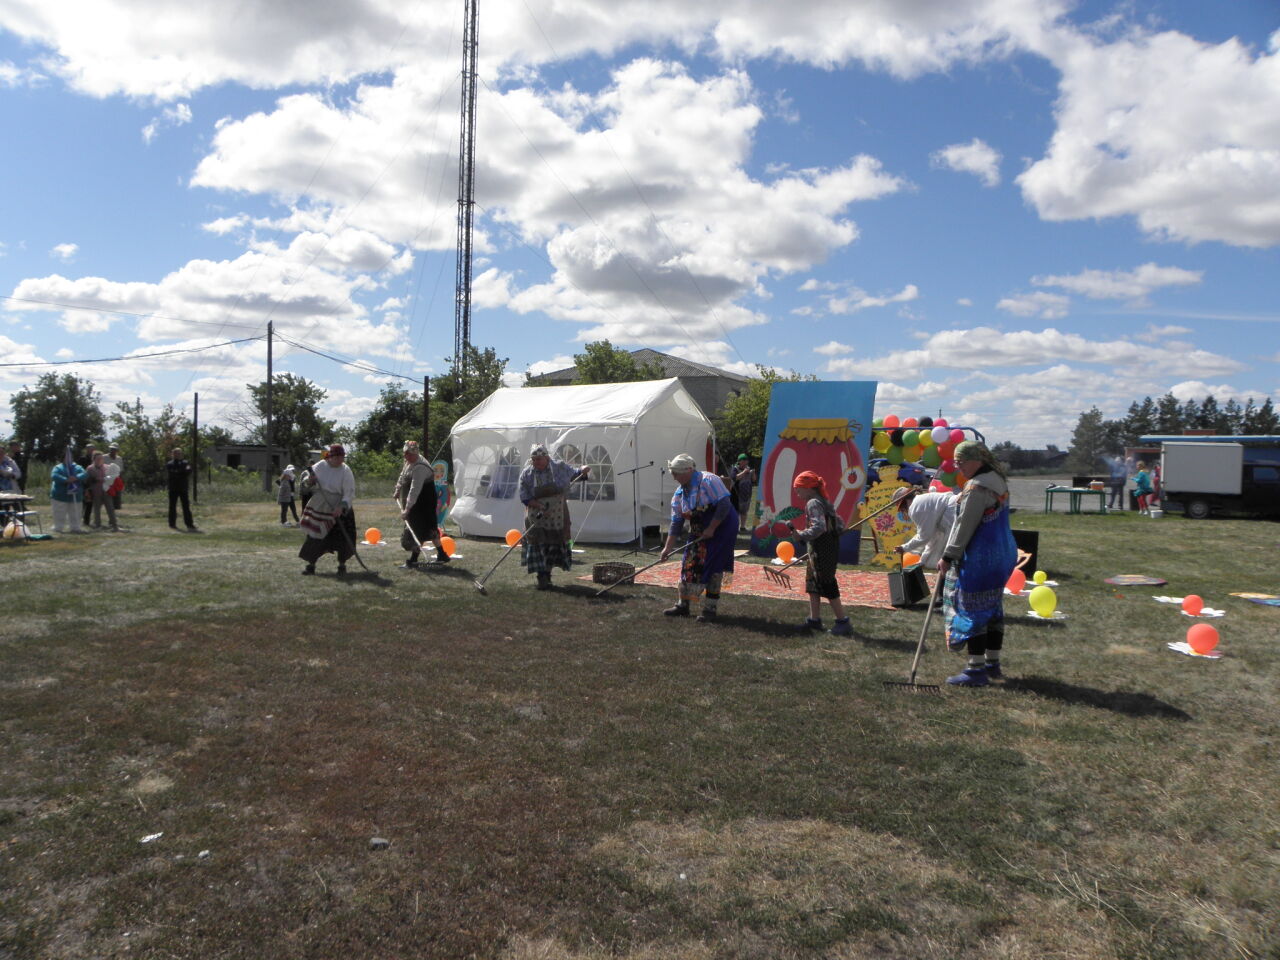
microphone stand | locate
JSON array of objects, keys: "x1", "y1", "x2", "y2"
[{"x1": 616, "y1": 459, "x2": 655, "y2": 558}]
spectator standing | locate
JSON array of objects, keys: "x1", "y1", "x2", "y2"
[
  {"x1": 167, "y1": 447, "x2": 198, "y2": 531},
  {"x1": 105, "y1": 443, "x2": 125, "y2": 509},
  {"x1": 729, "y1": 454, "x2": 756, "y2": 532},
  {"x1": 85, "y1": 452, "x2": 121, "y2": 531},
  {"x1": 277, "y1": 465, "x2": 300, "y2": 526},
  {"x1": 1107, "y1": 455, "x2": 1128, "y2": 510},
  {"x1": 7, "y1": 441, "x2": 27, "y2": 493},
  {"x1": 50, "y1": 447, "x2": 87, "y2": 534},
  {"x1": 1133, "y1": 461, "x2": 1154, "y2": 516},
  {"x1": 0, "y1": 448, "x2": 19, "y2": 494},
  {"x1": 78, "y1": 444, "x2": 98, "y2": 526}
]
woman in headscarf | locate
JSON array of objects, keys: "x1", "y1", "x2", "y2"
[
  {"x1": 518, "y1": 443, "x2": 589, "y2": 589},
  {"x1": 394, "y1": 441, "x2": 448, "y2": 568},
  {"x1": 276, "y1": 464, "x2": 299, "y2": 526},
  {"x1": 659, "y1": 454, "x2": 738, "y2": 622},
  {"x1": 298, "y1": 443, "x2": 357, "y2": 575},
  {"x1": 785, "y1": 471, "x2": 852, "y2": 636},
  {"x1": 937, "y1": 440, "x2": 1017, "y2": 686}
]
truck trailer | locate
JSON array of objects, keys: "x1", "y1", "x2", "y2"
[{"x1": 1140, "y1": 435, "x2": 1280, "y2": 519}]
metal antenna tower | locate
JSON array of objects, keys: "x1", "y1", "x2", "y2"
[{"x1": 453, "y1": 0, "x2": 479, "y2": 385}]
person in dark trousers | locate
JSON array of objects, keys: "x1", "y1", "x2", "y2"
[
  {"x1": 78, "y1": 444, "x2": 98, "y2": 526},
  {"x1": 167, "y1": 447, "x2": 198, "y2": 531},
  {"x1": 8, "y1": 441, "x2": 27, "y2": 493}
]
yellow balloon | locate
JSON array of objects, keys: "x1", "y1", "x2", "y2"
[
  {"x1": 1029, "y1": 585, "x2": 1057, "y2": 617},
  {"x1": 919, "y1": 430, "x2": 935, "y2": 447},
  {"x1": 1033, "y1": 570, "x2": 1047, "y2": 584},
  {"x1": 872, "y1": 432, "x2": 891, "y2": 453}
]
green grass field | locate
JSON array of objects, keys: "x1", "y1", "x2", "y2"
[{"x1": 2, "y1": 495, "x2": 1277, "y2": 959}]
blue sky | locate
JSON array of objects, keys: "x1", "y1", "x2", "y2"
[{"x1": 2, "y1": 0, "x2": 1278, "y2": 449}]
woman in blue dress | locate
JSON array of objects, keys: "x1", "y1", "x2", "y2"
[
  {"x1": 660, "y1": 453, "x2": 738, "y2": 623},
  {"x1": 938, "y1": 441, "x2": 1018, "y2": 686}
]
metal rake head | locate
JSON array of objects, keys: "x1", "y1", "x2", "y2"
[
  {"x1": 883, "y1": 680, "x2": 943, "y2": 695},
  {"x1": 760, "y1": 566, "x2": 792, "y2": 589}
]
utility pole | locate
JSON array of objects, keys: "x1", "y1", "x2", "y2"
[
  {"x1": 192, "y1": 392, "x2": 199, "y2": 504},
  {"x1": 423, "y1": 376, "x2": 430, "y2": 452},
  {"x1": 453, "y1": 0, "x2": 478, "y2": 387},
  {"x1": 264, "y1": 321, "x2": 274, "y2": 492}
]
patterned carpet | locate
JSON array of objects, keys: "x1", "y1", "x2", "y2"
[{"x1": 584, "y1": 561, "x2": 932, "y2": 609}]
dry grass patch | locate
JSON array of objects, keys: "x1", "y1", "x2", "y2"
[{"x1": 502, "y1": 934, "x2": 716, "y2": 960}]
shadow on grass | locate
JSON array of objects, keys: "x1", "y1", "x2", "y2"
[
  {"x1": 1003, "y1": 675, "x2": 1193, "y2": 720},
  {"x1": 850, "y1": 630, "x2": 919, "y2": 655}
]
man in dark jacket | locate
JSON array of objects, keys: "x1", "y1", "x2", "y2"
[{"x1": 167, "y1": 447, "x2": 198, "y2": 531}]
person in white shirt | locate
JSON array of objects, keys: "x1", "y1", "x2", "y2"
[{"x1": 298, "y1": 444, "x2": 358, "y2": 575}]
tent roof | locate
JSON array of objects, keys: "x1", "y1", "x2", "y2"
[{"x1": 450, "y1": 378, "x2": 709, "y2": 431}]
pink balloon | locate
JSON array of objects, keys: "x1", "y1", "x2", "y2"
[
  {"x1": 940, "y1": 458, "x2": 956, "y2": 472},
  {"x1": 933, "y1": 418, "x2": 948, "y2": 428},
  {"x1": 949, "y1": 429, "x2": 965, "y2": 444}
]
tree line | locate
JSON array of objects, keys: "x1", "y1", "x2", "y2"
[{"x1": 1066, "y1": 392, "x2": 1279, "y2": 471}]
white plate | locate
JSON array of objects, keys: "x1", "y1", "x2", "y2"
[
  {"x1": 1025, "y1": 610, "x2": 1067, "y2": 620},
  {"x1": 1166, "y1": 641, "x2": 1222, "y2": 659},
  {"x1": 1181, "y1": 608, "x2": 1224, "y2": 618}
]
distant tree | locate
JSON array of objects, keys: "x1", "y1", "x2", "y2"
[
  {"x1": 236, "y1": 373, "x2": 337, "y2": 468},
  {"x1": 108, "y1": 401, "x2": 190, "y2": 490},
  {"x1": 354, "y1": 382, "x2": 422, "y2": 455},
  {"x1": 428, "y1": 345, "x2": 510, "y2": 460},
  {"x1": 1178, "y1": 397, "x2": 1200, "y2": 430},
  {"x1": 1222, "y1": 398, "x2": 1244, "y2": 435},
  {"x1": 1195, "y1": 395, "x2": 1225, "y2": 432},
  {"x1": 1066, "y1": 406, "x2": 1109, "y2": 472},
  {"x1": 10, "y1": 373, "x2": 106, "y2": 462},
  {"x1": 1154, "y1": 392, "x2": 1183, "y2": 434},
  {"x1": 572, "y1": 341, "x2": 666, "y2": 385},
  {"x1": 1244, "y1": 397, "x2": 1278, "y2": 434},
  {"x1": 1121, "y1": 396, "x2": 1157, "y2": 446},
  {"x1": 713, "y1": 365, "x2": 817, "y2": 467}
]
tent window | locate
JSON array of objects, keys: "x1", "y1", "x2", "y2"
[
  {"x1": 485, "y1": 446, "x2": 522, "y2": 499},
  {"x1": 580, "y1": 443, "x2": 615, "y2": 502}
]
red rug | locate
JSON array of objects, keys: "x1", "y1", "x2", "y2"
[{"x1": 584, "y1": 562, "x2": 931, "y2": 609}]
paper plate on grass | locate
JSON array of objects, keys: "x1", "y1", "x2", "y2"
[
  {"x1": 1166, "y1": 641, "x2": 1223, "y2": 659},
  {"x1": 1025, "y1": 610, "x2": 1067, "y2": 621},
  {"x1": 1004, "y1": 587, "x2": 1031, "y2": 597},
  {"x1": 1105, "y1": 575, "x2": 1168, "y2": 586},
  {"x1": 1181, "y1": 608, "x2": 1224, "y2": 618}
]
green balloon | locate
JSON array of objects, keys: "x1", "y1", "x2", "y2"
[
  {"x1": 922, "y1": 447, "x2": 942, "y2": 468},
  {"x1": 902, "y1": 429, "x2": 919, "y2": 447},
  {"x1": 872, "y1": 417, "x2": 884, "y2": 429},
  {"x1": 886, "y1": 446, "x2": 904, "y2": 464}
]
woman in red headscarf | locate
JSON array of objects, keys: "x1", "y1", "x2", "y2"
[{"x1": 786, "y1": 471, "x2": 852, "y2": 636}]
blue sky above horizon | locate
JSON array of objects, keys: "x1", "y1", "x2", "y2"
[{"x1": 2, "y1": 0, "x2": 1278, "y2": 450}]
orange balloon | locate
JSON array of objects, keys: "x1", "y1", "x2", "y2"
[
  {"x1": 902, "y1": 552, "x2": 922, "y2": 567},
  {"x1": 365, "y1": 527, "x2": 381, "y2": 545},
  {"x1": 776, "y1": 540, "x2": 796, "y2": 563},
  {"x1": 1006, "y1": 569, "x2": 1026, "y2": 594},
  {"x1": 505, "y1": 528, "x2": 522, "y2": 547},
  {"x1": 440, "y1": 535, "x2": 456, "y2": 557},
  {"x1": 1181, "y1": 594, "x2": 1204, "y2": 616},
  {"x1": 1186, "y1": 623, "x2": 1219, "y2": 655}
]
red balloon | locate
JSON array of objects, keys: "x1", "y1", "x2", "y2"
[
  {"x1": 933, "y1": 418, "x2": 948, "y2": 428},
  {"x1": 1006, "y1": 569, "x2": 1026, "y2": 594},
  {"x1": 949, "y1": 429, "x2": 965, "y2": 444},
  {"x1": 883, "y1": 414, "x2": 900, "y2": 429},
  {"x1": 940, "y1": 458, "x2": 956, "y2": 472},
  {"x1": 1186, "y1": 623, "x2": 1219, "y2": 655},
  {"x1": 937, "y1": 443, "x2": 955, "y2": 459},
  {"x1": 1181, "y1": 594, "x2": 1204, "y2": 616},
  {"x1": 902, "y1": 417, "x2": 918, "y2": 429}
]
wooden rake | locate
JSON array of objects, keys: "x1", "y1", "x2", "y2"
[{"x1": 883, "y1": 573, "x2": 944, "y2": 695}]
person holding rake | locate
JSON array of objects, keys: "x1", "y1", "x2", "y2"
[
  {"x1": 519, "y1": 443, "x2": 589, "y2": 590},
  {"x1": 394, "y1": 441, "x2": 448, "y2": 568},
  {"x1": 660, "y1": 453, "x2": 738, "y2": 622},
  {"x1": 786, "y1": 470, "x2": 852, "y2": 636},
  {"x1": 937, "y1": 440, "x2": 1017, "y2": 687}
]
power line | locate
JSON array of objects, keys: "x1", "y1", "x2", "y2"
[
  {"x1": 0, "y1": 335, "x2": 264, "y2": 369},
  {"x1": 275, "y1": 335, "x2": 422, "y2": 384},
  {"x1": 0, "y1": 295, "x2": 263, "y2": 331}
]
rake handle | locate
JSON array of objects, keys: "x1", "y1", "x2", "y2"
[{"x1": 907, "y1": 573, "x2": 945, "y2": 684}]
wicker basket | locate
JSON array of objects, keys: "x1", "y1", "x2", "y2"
[{"x1": 592, "y1": 561, "x2": 636, "y2": 585}]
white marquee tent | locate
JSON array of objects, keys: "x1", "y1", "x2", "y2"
[{"x1": 449, "y1": 378, "x2": 714, "y2": 543}]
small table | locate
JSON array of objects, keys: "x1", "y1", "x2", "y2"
[
  {"x1": 1044, "y1": 486, "x2": 1108, "y2": 515},
  {"x1": 0, "y1": 492, "x2": 39, "y2": 534}
]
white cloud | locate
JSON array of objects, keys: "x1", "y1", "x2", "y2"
[
  {"x1": 1132, "y1": 323, "x2": 1192, "y2": 343},
  {"x1": 201, "y1": 215, "x2": 248, "y2": 236},
  {"x1": 50, "y1": 242, "x2": 78, "y2": 261},
  {"x1": 957, "y1": 297, "x2": 973, "y2": 306},
  {"x1": 822, "y1": 325, "x2": 1243, "y2": 379},
  {"x1": 142, "y1": 101, "x2": 192, "y2": 143},
  {"x1": 1032, "y1": 262, "x2": 1203, "y2": 303},
  {"x1": 828, "y1": 283, "x2": 919, "y2": 315},
  {"x1": 523, "y1": 354, "x2": 575, "y2": 378},
  {"x1": 0, "y1": 59, "x2": 44, "y2": 87},
  {"x1": 1, "y1": 0, "x2": 1070, "y2": 100},
  {"x1": 996, "y1": 291, "x2": 1070, "y2": 319},
  {"x1": 814, "y1": 340, "x2": 853, "y2": 356},
  {"x1": 1020, "y1": 26, "x2": 1280, "y2": 247},
  {"x1": 931, "y1": 138, "x2": 1001, "y2": 187}
]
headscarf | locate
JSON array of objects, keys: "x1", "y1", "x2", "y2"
[
  {"x1": 530, "y1": 443, "x2": 549, "y2": 459},
  {"x1": 283, "y1": 463, "x2": 296, "y2": 476},
  {"x1": 327, "y1": 443, "x2": 345, "y2": 458},
  {"x1": 403, "y1": 440, "x2": 420, "y2": 454},
  {"x1": 792, "y1": 470, "x2": 828, "y2": 498},
  {"x1": 668, "y1": 453, "x2": 696, "y2": 472},
  {"x1": 953, "y1": 440, "x2": 1007, "y2": 479}
]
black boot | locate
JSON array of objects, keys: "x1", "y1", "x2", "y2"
[
  {"x1": 663, "y1": 602, "x2": 690, "y2": 617},
  {"x1": 302, "y1": 564, "x2": 316, "y2": 576},
  {"x1": 536, "y1": 572, "x2": 551, "y2": 590}
]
